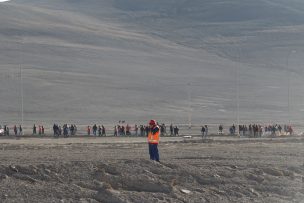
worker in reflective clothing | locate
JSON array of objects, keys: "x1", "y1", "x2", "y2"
[{"x1": 148, "y1": 120, "x2": 160, "y2": 162}]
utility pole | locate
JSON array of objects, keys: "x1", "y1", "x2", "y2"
[
  {"x1": 187, "y1": 82, "x2": 192, "y2": 130},
  {"x1": 234, "y1": 44, "x2": 240, "y2": 136},
  {"x1": 19, "y1": 37, "x2": 24, "y2": 135},
  {"x1": 236, "y1": 58, "x2": 240, "y2": 135},
  {"x1": 287, "y1": 50, "x2": 296, "y2": 125}
]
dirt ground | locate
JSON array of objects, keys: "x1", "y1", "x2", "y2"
[{"x1": 0, "y1": 136, "x2": 303, "y2": 203}]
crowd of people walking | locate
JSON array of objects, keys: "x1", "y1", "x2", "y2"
[
  {"x1": 220, "y1": 124, "x2": 294, "y2": 137},
  {"x1": 0, "y1": 122, "x2": 296, "y2": 138},
  {"x1": 0, "y1": 125, "x2": 23, "y2": 136},
  {"x1": 53, "y1": 124, "x2": 77, "y2": 137}
]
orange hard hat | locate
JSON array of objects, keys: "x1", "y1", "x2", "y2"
[{"x1": 149, "y1": 120, "x2": 156, "y2": 126}]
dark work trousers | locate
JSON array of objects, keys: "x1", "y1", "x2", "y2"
[{"x1": 149, "y1": 143, "x2": 159, "y2": 162}]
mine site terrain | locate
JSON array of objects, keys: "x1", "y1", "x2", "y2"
[{"x1": 0, "y1": 137, "x2": 303, "y2": 203}]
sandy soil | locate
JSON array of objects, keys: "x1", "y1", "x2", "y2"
[{"x1": 0, "y1": 136, "x2": 303, "y2": 203}]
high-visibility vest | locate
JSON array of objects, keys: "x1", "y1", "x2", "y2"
[{"x1": 148, "y1": 126, "x2": 160, "y2": 144}]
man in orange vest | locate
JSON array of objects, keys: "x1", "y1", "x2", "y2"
[{"x1": 148, "y1": 120, "x2": 160, "y2": 162}]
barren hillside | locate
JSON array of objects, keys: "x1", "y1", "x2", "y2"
[{"x1": 0, "y1": 0, "x2": 304, "y2": 126}]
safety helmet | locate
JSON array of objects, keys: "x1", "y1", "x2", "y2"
[{"x1": 149, "y1": 120, "x2": 156, "y2": 126}]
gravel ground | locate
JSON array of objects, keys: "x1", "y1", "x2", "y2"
[{"x1": 0, "y1": 136, "x2": 303, "y2": 203}]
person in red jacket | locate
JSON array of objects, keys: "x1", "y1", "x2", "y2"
[
  {"x1": 87, "y1": 126, "x2": 91, "y2": 136},
  {"x1": 148, "y1": 120, "x2": 160, "y2": 162}
]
